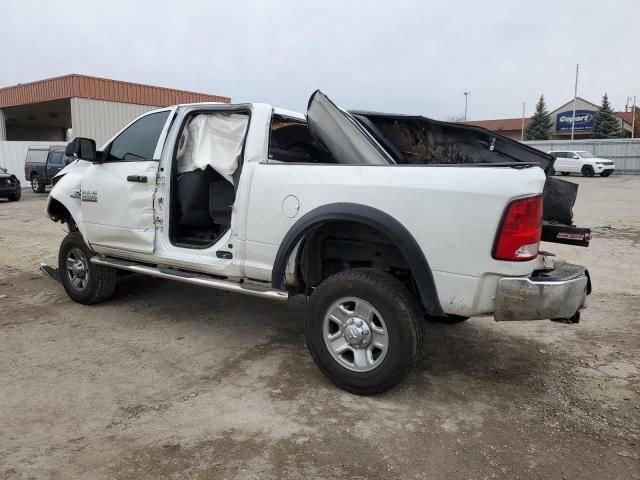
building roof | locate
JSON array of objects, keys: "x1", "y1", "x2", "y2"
[
  {"x1": 464, "y1": 117, "x2": 530, "y2": 132},
  {"x1": 0, "y1": 74, "x2": 230, "y2": 108},
  {"x1": 615, "y1": 111, "x2": 633, "y2": 125}
]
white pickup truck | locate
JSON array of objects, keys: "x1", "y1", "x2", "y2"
[{"x1": 44, "y1": 91, "x2": 592, "y2": 394}]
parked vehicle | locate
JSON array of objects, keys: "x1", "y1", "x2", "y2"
[
  {"x1": 43, "y1": 91, "x2": 592, "y2": 394},
  {"x1": 24, "y1": 146, "x2": 71, "y2": 193},
  {"x1": 549, "y1": 150, "x2": 615, "y2": 177},
  {"x1": 0, "y1": 166, "x2": 21, "y2": 201}
]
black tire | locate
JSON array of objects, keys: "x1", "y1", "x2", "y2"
[
  {"x1": 600, "y1": 171, "x2": 612, "y2": 177},
  {"x1": 426, "y1": 314, "x2": 469, "y2": 324},
  {"x1": 58, "y1": 232, "x2": 117, "y2": 305},
  {"x1": 581, "y1": 165, "x2": 595, "y2": 177},
  {"x1": 561, "y1": 172, "x2": 570, "y2": 176},
  {"x1": 8, "y1": 189, "x2": 21, "y2": 201},
  {"x1": 305, "y1": 268, "x2": 424, "y2": 395},
  {"x1": 31, "y1": 174, "x2": 46, "y2": 193}
]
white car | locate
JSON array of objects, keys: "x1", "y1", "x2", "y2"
[
  {"x1": 43, "y1": 91, "x2": 592, "y2": 394},
  {"x1": 549, "y1": 150, "x2": 615, "y2": 177}
]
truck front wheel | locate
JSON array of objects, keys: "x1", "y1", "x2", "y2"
[
  {"x1": 305, "y1": 268, "x2": 424, "y2": 395},
  {"x1": 58, "y1": 232, "x2": 117, "y2": 305}
]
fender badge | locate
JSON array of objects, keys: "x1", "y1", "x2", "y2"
[{"x1": 81, "y1": 190, "x2": 98, "y2": 202}]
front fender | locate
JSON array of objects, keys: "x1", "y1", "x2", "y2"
[{"x1": 46, "y1": 161, "x2": 90, "y2": 241}]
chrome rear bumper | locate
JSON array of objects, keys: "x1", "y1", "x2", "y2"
[{"x1": 494, "y1": 263, "x2": 590, "y2": 321}]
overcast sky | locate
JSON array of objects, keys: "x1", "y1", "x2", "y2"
[{"x1": 1, "y1": 0, "x2": 638, "y2": 120}]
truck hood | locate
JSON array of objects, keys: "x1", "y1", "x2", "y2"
[{"x1": 306, "y1": 90, "x2": 581, "y2": 228}]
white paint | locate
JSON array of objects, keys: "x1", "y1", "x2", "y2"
[{"x1": 49, "y1": 101, "x2": 548, "y2": 318}]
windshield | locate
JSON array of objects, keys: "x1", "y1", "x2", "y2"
[{"x1": 576, "y1": 151, "x2": 595, "y2": 158}]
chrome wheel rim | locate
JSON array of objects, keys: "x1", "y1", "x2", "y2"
[
  {"x1": 65, "y1": 247, "x2": 89, "y2": 292},
  {"x1": 323, "y1": 297, "x2": 389, "y2": 372},
  {"x1": 32, "y1": 178, "x2": 39, "y2": 191}
]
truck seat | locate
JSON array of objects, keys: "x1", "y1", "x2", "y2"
[
  {"x1": 176, "y1": 167, "x2": 217, "y2": 228},
  {"x1": 209, "y1": 180, "x2": 235, "y2": 226}
]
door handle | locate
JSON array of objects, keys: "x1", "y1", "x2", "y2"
[{"x1": 127, "y1": 175, "x2": 147, "y2": 183}]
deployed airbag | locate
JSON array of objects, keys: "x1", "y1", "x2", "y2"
[{"x1": 177, "y1": 113, "x2": 249, "y2": 183}]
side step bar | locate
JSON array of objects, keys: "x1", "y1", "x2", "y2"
[{"x1": 90, "y1": 256, "x2": 289, "y2": 302}]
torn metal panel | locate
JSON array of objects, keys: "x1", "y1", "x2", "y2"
[{"x1": 306, "y1": 91, "x2": 393, "y2": 166}]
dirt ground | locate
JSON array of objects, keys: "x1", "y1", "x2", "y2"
[{"x1": 1, "y1": 175, "x2": 639, "y2": 480}]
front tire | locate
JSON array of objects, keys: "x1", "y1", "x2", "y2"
[
  {"x1": 31, "y1": 175, "x2": 46, "y2": 193},
  {"x1": 305, "y1": 268, "x2": 424, "y2": 395},
  {"x1": 8, "y1": 189, "x2": 21, "y2": 201},
  {"x1": 59, "y1": 232, "x2": 117, "y2": 304},
  {"x1": 581, "y1": 165, "x2": 595, "y2": 177}
]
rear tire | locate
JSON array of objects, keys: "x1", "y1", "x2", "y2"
[
  {"x1": 581, "y1": 165, "x2": 595, "y2": 177},
  {"x1": 305, "y1": 268, "x2": 424, "y2": 395},
  {"x1": 58, "y1": 232, "x2": 117, "y2": 305},
  {"x1": 31, "y1": 174, "x2": 46, "y2": 193}
]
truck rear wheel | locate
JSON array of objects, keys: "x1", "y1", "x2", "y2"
[
  {"x1": 31, "y1": 174, "x2": 46, "y2": 193},
  {"x1": 305, "y1": 268, "x2": 424, "y2": 395},
  {"x1": 58, "y1": 232, "x2": 117, "y2": 305}
]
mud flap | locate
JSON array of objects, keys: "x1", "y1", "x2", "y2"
[{"x1": 40, "y1": 263, "x2": 61, "y2": 283}]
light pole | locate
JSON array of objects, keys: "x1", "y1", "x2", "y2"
[
  {"x1": 521, "y1": 102, "x2": 526, "y2": 141},
  {"x1": 570, "y1": 64, "x2": 579, "y2": 141},
  {"x1": 464, "y1": 92, "x2": 471, "y2": 122},
  {"x1": 633, "y1": 95, "x2": 637, "y2": 139}
]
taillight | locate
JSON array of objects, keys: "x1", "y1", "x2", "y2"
[{"x1": 493, "y1": 195, "x2": 543, "y2": 261}]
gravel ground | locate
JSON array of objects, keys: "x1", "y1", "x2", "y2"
[{"x1": 0, "y1": 176, "x2": 639, "y2": 479}]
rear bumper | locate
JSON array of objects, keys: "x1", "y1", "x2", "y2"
[{"x1": 494, "y1": 263, "x2": 590, "y2": 321}]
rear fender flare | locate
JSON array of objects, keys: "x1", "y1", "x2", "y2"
[{"x1": 271, "y1": 203, "x2": 444, "y2": 316}]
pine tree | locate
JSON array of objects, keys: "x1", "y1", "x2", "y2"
[
  {"x1": 524, "y1": 95, "x2": 553, "y2": 140},
  {"x1": 591, "y1": 93, "x2": 622, "y2": 138}
]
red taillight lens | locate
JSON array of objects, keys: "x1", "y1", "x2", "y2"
[{"x1": 493, "y1": 195, "x2": 543, "y2": 261}]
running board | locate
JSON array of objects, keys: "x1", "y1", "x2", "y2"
[{"x1": 90, "y1": 256, "x2": 289, "y2": 301}]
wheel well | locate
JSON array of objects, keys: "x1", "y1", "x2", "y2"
[
  {"x1": 294, "y1": 220, "x2": 411, "y2": 290},
  {"x1": 272, "y1": 203, "x2": 444, "y2": 316},
  {"x1": 47, "y1": 198, "x2": 77, "y2": 230}
]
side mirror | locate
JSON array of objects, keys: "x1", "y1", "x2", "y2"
[{"x1": 65, "y1": 137, "x2": 97, "y2": 162}]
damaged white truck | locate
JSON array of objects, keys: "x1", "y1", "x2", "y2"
[{"x1": 44, "y1": 91, "x2": 592, "y2": 394}]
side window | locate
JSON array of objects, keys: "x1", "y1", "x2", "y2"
[
  {"x1": 49, "y1": 152, "x2": 63, "y2": 165},
  {"x1": 555, "y1": 152, "x2": 566, "y2": 158},
  {"x1": 107, "y1": 111, "x2": 170, "y2": 162}
]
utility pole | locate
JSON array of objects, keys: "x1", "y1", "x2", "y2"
[
  {"x1": 521, "y1": 102, "x2": 526, "y2": 141},
  {"x1": 570, "y1": 64, "x2": 579, "y2": 141},
  {"x1": 464, "y1": 92, "x2": 471, "y2": 122},
  {"x1": 632, "y1": 96, "x2": 637, "y2": 139}
]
